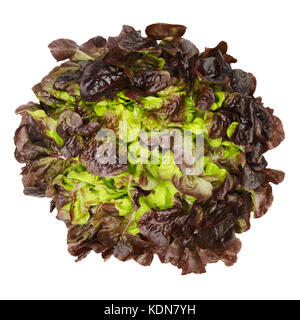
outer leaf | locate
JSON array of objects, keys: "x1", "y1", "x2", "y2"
[{"x1": 145, "y1": 23, "x2": 187, "y2": 40}]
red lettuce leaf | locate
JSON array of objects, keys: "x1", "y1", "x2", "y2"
[
  {"x1": 80, "y1": 60, "x2": 128, "y2": 102},
  {"x1": 145, "y1": 23, "x2": 186, "y2": 40}
]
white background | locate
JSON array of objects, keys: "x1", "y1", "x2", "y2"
[{"x1": 0, "y1": 0, "x2": 299, "y2": 300}]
